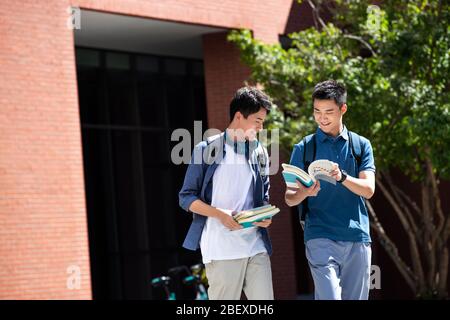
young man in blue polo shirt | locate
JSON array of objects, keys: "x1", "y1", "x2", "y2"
[
  {"x1": 179, "y1": 87, "x2": 274, "y2": 300},
  {"x1": 285, "y1": 80, "x2": 376, "y2": 300}
]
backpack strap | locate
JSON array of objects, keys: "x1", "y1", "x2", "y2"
[
  {"x1": 299, "y1": 131, "x2": 364, "y2": 228},
  {"x1": 300, "y1": 134, "x2": 316, "y2": 227},
  {"x1": 303, "y1": 134, "x2": 316, "y2": 171},
  {"x1": 204, "y1": 133, "x2": 224, "y2": 165},
  {"x1": 348, "y1": 131, "x2": 363, "y2": 170},
  {"x1": 255, "y1": 143, "x2": 268, "y2": 177}
]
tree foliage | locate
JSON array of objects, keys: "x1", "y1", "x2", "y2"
[{"x1": 228, "y1": 0, "x2": 450, "y2": 298}]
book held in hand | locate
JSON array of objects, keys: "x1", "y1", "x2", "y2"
[
  {"x1": 233, "y1": 205, "x2": 280, "y2": 228},
  {"x1": 282, "y1": 160, "x2": 336, "y2": 188}
]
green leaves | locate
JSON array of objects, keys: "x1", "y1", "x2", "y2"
[{"x1": 228, "y1": 0, "x2": 450, "y2": 181}]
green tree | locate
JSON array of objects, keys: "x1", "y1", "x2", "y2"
[{"x1": 228, "y1": 0, "x2": 450, "y2": 298}]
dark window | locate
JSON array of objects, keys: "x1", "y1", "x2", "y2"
[{"x1": 76, "y1": 47, "x2": 206, "y2": 299}]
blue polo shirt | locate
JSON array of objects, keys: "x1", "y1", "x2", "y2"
[{"x1": 289, "y1": 126, "x2": 376, "y2": 243}]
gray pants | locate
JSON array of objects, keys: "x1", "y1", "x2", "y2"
[
  {"x1": 306, "y1": 238, "x2": 372, "y2": 300},
  {"x1": 204, "y1": 252, "x2": 274, "y2": 300}
]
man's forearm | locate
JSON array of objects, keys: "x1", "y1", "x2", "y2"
[
  {"x1": 189, "y1": 199, "x2": 224, "y2": 218},
  {"x1": 342, "y1": 175, "x2": 375, "y2": 199}
]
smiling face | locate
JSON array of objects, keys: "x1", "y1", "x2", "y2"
[
  {"x1": 227, "y1": 87, "x2": 272, "y2": 141},
  {"x1": 313, "y1": 99, "x2": 347, "y2": 137},
  {"x1": 234, "y1": 107, "x2": 267, "y2": 141}
]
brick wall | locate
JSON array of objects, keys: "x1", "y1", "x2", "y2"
[
  {"x1": 0, "y1": 0, "x2": 91, "y2": 299},
  {"x1": 268, "y1": 153, "x2": 299, "y2": 299},
  {"x1": 0, "y1": 0, "x2": 315, "y2": 299},
  {"x1": 202, "y1": 32, "x2": 250, "y2": 131}
]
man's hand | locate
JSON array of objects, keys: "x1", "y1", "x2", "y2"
[
  {"x1": 330, "y1": 162, "x2": 342, "y2": 182},
  {"x1": 253, "y1": 219, "x2": 272, "y2": 228},
  {"x1": 285, "y1": 180, "x2": 321, "y2": 207},
  {"x1": 300, "y1": 180, "x2": 321, "y2": 197},
  {"x1": 216, "y1": 210, "x2": 243, "y2": 231},
  {"x1": 330, "y1": 163, "x2": 376, "y2": 199}
]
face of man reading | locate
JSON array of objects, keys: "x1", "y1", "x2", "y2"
[
  {"x1": 235, "y1": 107, "x2": 267, "y2": 141},
  {"x1": 313, "y1": 99, "x2": 347, "y2": 137}
]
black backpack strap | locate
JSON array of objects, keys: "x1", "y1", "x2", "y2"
[
  {"x1": 348, "y1": 131, "x2": 363, "y2": 170},
  {"x1": 303, "y1": 134, "x2": 316, "y2": 171},
  {"x1": 300, "y1": 134, "x2": 316, "y2": 227}
]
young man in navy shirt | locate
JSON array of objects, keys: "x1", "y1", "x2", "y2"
[{"x1": 285, "y1": 80, "x2": 376, "y2": 300}]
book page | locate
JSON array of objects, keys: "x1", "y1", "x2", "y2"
[{"x1": 308, "y1": 160, "x2": 336, "y2": 185}]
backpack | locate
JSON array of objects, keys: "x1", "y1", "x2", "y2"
[{"x1": 299, "y1": 131, "x2": 363, "y2": 227}]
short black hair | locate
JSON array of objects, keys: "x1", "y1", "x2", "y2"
[
  {"x1": 312, "y1": 80, "x2": 347, "y2": 107},
  {"x1": 229, "y1": 86, "x2": 272, "y2": 121}
]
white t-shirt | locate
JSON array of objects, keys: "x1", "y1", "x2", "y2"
[{"x1": 200, "y1": 143, "x2": 267, "y2": 264}]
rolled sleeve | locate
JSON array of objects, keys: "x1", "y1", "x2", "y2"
[
  {"x1": 178, "y1": 143, "x2": 206, "y2": 212},
  {"x1": 263, "y1": 148, "x2": 270, "y2": 205}
]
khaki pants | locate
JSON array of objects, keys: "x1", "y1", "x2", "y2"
[{"x1": 204, "y1": 252, "x2": 274, "y2": 300}]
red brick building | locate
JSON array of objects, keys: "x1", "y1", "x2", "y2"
[{"x1": 1, "y1": 0, "x2": 438, "y2": 300}]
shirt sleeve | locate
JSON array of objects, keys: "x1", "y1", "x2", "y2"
[
  {"x1": 178, "y1": 142, "x2": 206, "y2": 212},
  {"x1": 289, "y1": 141, "x2": 305, "y2": 171},
  {"x1": 262, "y1": 147, "x2": 270, "y2": 205},
  {"x1": 358, "y1": 138, "x2": 376, "y2": 174}
]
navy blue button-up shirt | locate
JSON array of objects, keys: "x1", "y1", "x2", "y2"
[{"x1": 290, "y1": 126, "x2": 376, "y2": 243}]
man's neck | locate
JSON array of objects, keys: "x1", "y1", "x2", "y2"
[
  {"x1": 226, "y1": 126, "x2": 246, "y2": 142},
  {"x1": 327, "y1": 123, "x2": 344, "y2": 138}
]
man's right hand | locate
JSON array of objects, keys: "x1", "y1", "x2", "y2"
[
  {"x1": 300, "y1": 180, "x2": 321, "y2": 197},
  {"x1": 189, "y1": 201, "x2": 243, "y2": 230},
  {"x1": 216, "y1": 210, "x2": 243, "y2": 231},
  {"x1": 285, "y1": 180, "x2": 321, "y2": 207}
]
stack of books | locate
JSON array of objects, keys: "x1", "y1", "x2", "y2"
[{"x1": 233, "y1": 205, "x2": 280, "y2": 228}]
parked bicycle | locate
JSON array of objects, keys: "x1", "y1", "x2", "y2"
[
  {"x1": 151, "y1": 275, "x2": 176, "y2": 300},
  {"x1": 180, "y1": 264, "x2": 208, "y2": 300},
  {"x1": 150, "y1": 263, "x2": 208, "y2": 300}
]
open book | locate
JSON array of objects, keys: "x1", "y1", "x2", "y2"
[
  {"x1": 282, "y1": 160, "x2": 336, "y2": 188},
  {"x1": 233, "y1": 205, "x2": 280, "y2": 228}
]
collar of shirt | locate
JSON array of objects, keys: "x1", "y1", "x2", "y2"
[
  {"x1": 316, "y1": 125, "x2": 349, "y2": 143},
  {"x1": 223, "y1": 130, "x2": 259, "y2": 159}
]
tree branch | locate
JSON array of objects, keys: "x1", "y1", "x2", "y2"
[
  {"x1": 425, "y1": 158, "x2": 445, "y2": 245},
  {"x1": 392, "y1": 182, "x2": 422, "y2": 218},
  {"x1": 377, "y1": 175, "x2": 425, "y2": 289},
  {"x1": 366, "y1": 200, "x2": 417, "y2": 292},
  {"x1": 342, "y1": 34, "x2": 377, "y2": 57},
  {"x1": 437, "y1": 242, "x2": 448, "y2": 299},
  {"x1": 307, "y1": 0, "x2": 328, "y2": 31},
  {"x1": 442, "y1": 215, "x2": 450, "y2": 243},
  {"x1": 306, "y1": 0, "x2": 345, "y2": 62},
  {"x1": 421, "y1": 179, "x2": 434, "y2": 240},
  {"x1": 382, "y1": 172, "x2": 419, "y2": 236}
]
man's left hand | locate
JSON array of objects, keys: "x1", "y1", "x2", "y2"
[
  {"x1": 330, "y1": 162, "x2": 342, "y2": 182},
  {"x1": 253, "y1": 219, "x2": 272, "y2": 228}
]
